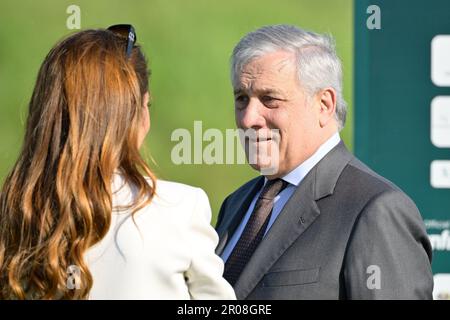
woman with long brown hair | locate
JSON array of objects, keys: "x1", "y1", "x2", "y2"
[{"x1": 0, "y1": 25, "x2": 235, "y2": 299}]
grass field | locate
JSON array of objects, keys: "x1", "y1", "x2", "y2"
[{"x1": 0, "y1": 0, "x2": 353, "y2": 223}]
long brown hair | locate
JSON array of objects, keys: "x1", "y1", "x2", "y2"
[{"x1": 0, "y1": 29, "x2": 156, "y2": 299}]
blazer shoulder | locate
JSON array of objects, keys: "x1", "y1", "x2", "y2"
[
  {"x1": 346, "y1": 157, "x2": 406, "y2": 194},
  {"x1": 153, "y1": 179, "x2": 206, "y2": 200},
  {"x1": 340, "y1": 158, "x2": 423, "y2": 222},
  {"x1": 154, "y1": 178, "x2": 208, "y2": 204},
  {"x1": 134, "y1": 179, "x2": 211, "y2": 226}
]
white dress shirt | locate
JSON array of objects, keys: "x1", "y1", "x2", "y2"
[
  {"x1": 221, "y1": 133, "x2": 341, "y2": 262},
  {"x1": 85, "y1": 173, "x2": 236, "y2": 300}
]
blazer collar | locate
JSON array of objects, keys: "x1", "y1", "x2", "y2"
[
  {"x1": 313, "y1": 141, "x2": 354, "y2": 200},
  {"x1": 216, "y1": 177, "x2": 264, "y2": 256}
]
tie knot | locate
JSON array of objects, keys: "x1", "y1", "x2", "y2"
[{"x1": 259, "y1": 178, "x2": 287, "y2": 200}]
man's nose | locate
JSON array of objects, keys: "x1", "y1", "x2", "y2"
[{"x1": 237, "y1": 98, "x2": 266, "y2": 129}]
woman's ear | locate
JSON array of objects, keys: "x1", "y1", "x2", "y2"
[
  {"x1": 142, "y1": 91, "x2": 150, "y2": 130},
  {"x1": 137, "y1": 92, "x2": 151, "y2": 149},
  {"x1": 318, "y1": 88, "x2": 337, "y2": 128},
  {"x1": 143, "y1": 92, "x2": 150, "y2": 108}
]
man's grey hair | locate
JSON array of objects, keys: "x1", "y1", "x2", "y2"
[{"x1": 231, "y1": 24, "x2": 347, "y2": 130}]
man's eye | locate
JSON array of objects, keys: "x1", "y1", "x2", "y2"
[
  {"x1": 261, "y1": 96, "x2": 277, "y2": 104},
  {"x1": 235, "y1": 95, "x2": 249, "y2": 104}
]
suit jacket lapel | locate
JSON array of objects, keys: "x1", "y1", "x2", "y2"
[
  {"x1": 233, "y1": 167, "x2": 320, "y2": 299},
  {"x1": 233, "y1": 141, "x2": 353, "y2": 299},
  {"x1": 216, "y1": 177, "x2": 265, "y2": 256}
]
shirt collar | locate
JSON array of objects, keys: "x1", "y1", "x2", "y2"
[{"x1": 265, "y1": 132, "x2": 341, "y2": 187}]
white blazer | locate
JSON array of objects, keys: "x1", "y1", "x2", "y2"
[{"x1": 84, "y1": 173, "x2": 236, "y2": 300}]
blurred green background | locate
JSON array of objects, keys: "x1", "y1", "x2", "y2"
[{"x1": 0, "y1": 0, "x2": 353, "y2": 224}]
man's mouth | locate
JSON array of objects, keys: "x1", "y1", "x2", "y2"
[{"x1": 248, "y1": 137, "x2": 272, "y2": 143}]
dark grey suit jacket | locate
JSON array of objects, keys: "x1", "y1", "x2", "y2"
[{"x1": 215, "y1": 142, "x2": 433, "y2": 299}]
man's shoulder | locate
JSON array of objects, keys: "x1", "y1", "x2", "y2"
[
  {"x1": 339, "y1": 156, "x2": 417, "y2": 210},
  {"x1": 345, "y1": 157, "x2": 402, "y2": 192}
]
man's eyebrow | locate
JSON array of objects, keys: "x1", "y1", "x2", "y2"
[
  {"x1": 258, "y1": 88, "x2": 283, "y2": 95},
  {"x1": 233, "y1": 88, "x2": 284, "y2": 95}
]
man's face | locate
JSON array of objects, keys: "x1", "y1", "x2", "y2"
[{"x1": 234, "y1": 50, "x2": 322, "y2": 178}]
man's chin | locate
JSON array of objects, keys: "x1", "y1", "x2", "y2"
[
  {"x1": 249, "y1": 162, "x2": 262, "y2": 171},
  {"x1": 248, "y1": 161, "x2": 281, "y2": 177}
]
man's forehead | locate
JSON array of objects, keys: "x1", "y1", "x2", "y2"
[
  {"x1": 242, "y1": 51, "x2": 296, "y2": 74},
  {"x1": 234, "y1": 52, "x2": 297, "y2": 93}
]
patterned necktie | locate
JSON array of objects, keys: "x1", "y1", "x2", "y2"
[{"x1": 224, "y1": 178, "x2": 288, "y2": 286}]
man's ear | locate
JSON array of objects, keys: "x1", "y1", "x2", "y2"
[{"x1": 318, "y1": 88, "x2": 337, "y2": 128}]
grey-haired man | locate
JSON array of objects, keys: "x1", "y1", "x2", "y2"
[{"x1": 215, "y1": 25, "x2": 433, "y2": 299}]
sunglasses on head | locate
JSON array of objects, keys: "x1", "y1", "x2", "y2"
[{"x1": 107, "y1": 24, "x2": 137, "y2": 58}]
